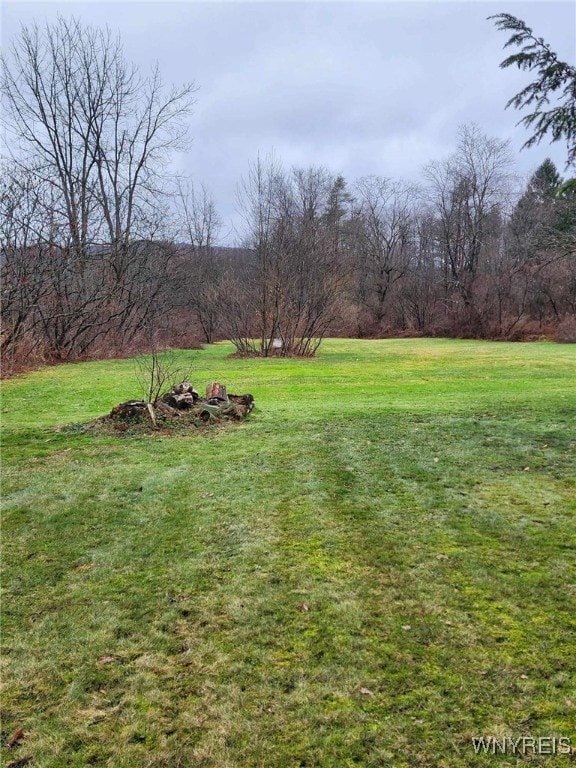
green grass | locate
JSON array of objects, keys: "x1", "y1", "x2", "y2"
[{"x1": 1, "y1": 338, "x2": 575, "y2": 767}]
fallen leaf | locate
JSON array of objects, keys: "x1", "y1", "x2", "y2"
[
  {"x1": 359, "y1": 687, "x2": 374, "y2": 696},
  {"x1": 7, "y1": 728, "x2": 25, "y2": 748},
  {"x1": 297, "y1": 603, "x2": 310, "y2": 612},
  {"x1": 97, "y1": 655, "x2": 115, "y2": 665}
]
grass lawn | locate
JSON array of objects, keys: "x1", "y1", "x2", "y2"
[{"x1": 1, "y1": 338, "x2": 575, "y2": 767}]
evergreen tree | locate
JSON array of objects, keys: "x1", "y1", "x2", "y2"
[
  {"x1": 323, "y1": 174, "x2": 355, "y2": 252},
  {"x1": 508, "y1": 158, "x2": 576, "y2": 267},
  {"x1": 509, "y1": 159, "x2": 561, "y2": 257},
  {"x1": 528, "y1": 158, "x2": 562, "y2": 198},
  {"x1": 490, "y1": 13, "x2": 576, "y2": 170}
]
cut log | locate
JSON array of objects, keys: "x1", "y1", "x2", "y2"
[
  {"x1": 164, "y1": 392, "x2": 195, "y2": 410},
  {"x1": 229, "y1": 393, "x2": 255, "y2": 413},
  {"x1": 155, "y1": 401, "x2": 181, "y2": 419},
  {"x1": 221, "y1": 403, "x2": 246, "y2": 420},
  {"x1": 163, "y1": 382, "x2": 199, "y2": 402},
  {"x1": 206, "y1": 382, "x2": 228, "y2": 404},
  {"x1": 172, "y1": 381, "x2": 198, "y2": 397}
]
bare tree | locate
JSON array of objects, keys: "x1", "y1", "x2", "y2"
[
  {"x1": 135, "y1": 346, "x2": 193, "y2": 405},
  {"x1": 1, "y1": 16, "x2": 195, "y2": 360},
  {"x1": 424, "y1": 124, "x2": 515, "y2": 326},
  {"x1": 173, "y1": 180, "x2": 224, "y2": 343},
  {"x1": 0, "y1": 160, "x2": 53, "y2": 366},
  {"x1": 235, "y1": 154, "x2": 283, "y2": 355},
  {"x1": 176, "y1": 179, "x2": 222, "y2": 251},
  {"x1": 230, "y1": 156, "x2": 347, "y2": 356},
  {"x1": 397, "y1": 210, "x2": 442, "y2": 333},
  {"x1": 352, "y1": 176, "x2": 417, "y2": 329}
]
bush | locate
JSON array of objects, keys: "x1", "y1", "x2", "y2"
[{"x1": 556, "y1": 316, "x2": 576, "y2": 343}]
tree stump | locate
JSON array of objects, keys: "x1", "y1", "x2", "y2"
[{"x1": 206, "y1": 382, "x2": 228, "y2": 404}]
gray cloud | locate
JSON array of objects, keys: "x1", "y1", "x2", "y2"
[{"x1": 3, "y1": 1, "x2": 575, "y2": 242}]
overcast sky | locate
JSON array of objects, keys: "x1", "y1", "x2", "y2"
[{"x1": 2, "y1": 0, "x2": 575, "y2": 243}]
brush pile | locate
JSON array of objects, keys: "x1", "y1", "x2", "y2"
[{"x1": 108, "y1": 381, "x2": 254, "y2": 428}]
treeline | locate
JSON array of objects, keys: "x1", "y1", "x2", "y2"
[
  {"x1": 173, "y1": 133, "x2": 576, "y2": 355},
  {"x1": 1, "y1": 19, "x2": 575, "y2": 372}
]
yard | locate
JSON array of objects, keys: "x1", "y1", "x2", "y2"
[{"x1": 1, "y1": 339, "x2": 575, "y2": 767}]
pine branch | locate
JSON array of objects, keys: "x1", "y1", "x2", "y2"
[{"x1": 489, "y1": 13, "x2": 576, "y2": 168}]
